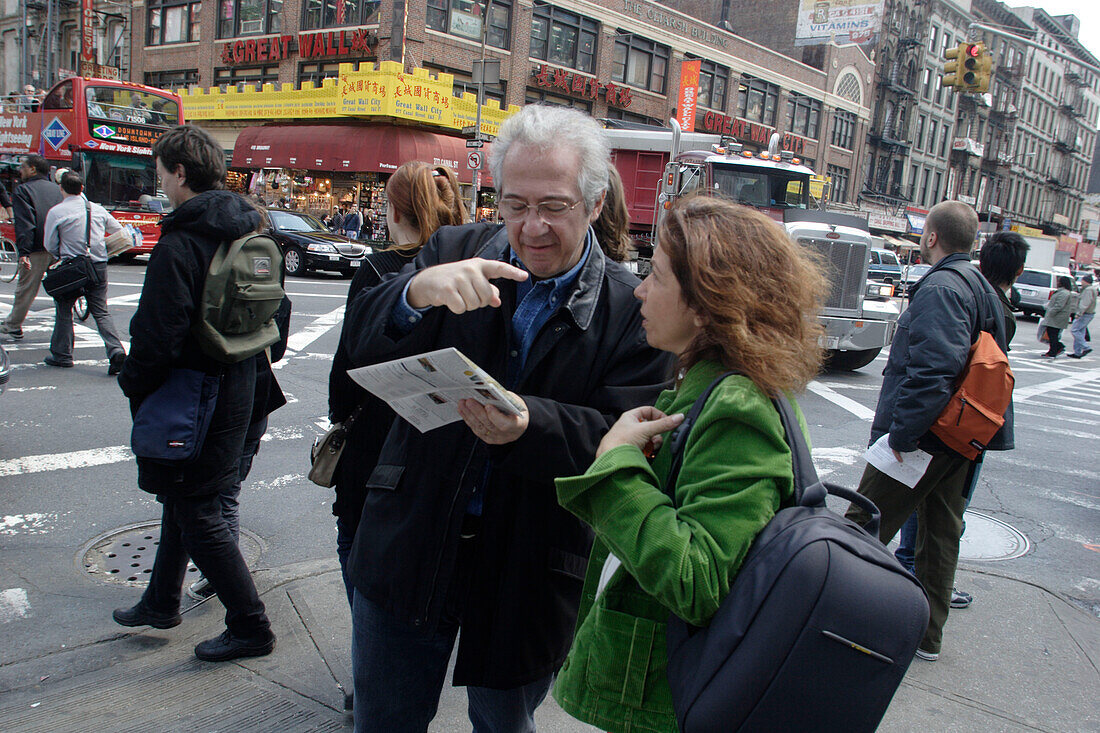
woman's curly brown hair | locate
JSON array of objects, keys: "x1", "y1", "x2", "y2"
[{"x1": 659, "y1": 195, "x2": 828, "y2": 395}]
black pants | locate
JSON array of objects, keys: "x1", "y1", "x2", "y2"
[
  {"x1": 1044, "y1": 326, "x2": 1064, "y2": 356},
  {"x1": 141, "y1": 492, "x2": 270, "y2": 639}
]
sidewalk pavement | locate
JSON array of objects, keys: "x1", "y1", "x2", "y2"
[{"x1": 0, "y1": 561, "x2": 1096, "y2": 732}]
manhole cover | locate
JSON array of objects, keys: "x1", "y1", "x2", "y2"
[
  {"x1": 959, "y1": 510, "x2": 1030, "y2": 561},
  {"x1": 79, "y1": 521, "x2": 264, "y2": 587}
]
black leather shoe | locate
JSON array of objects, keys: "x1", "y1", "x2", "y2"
[
  {"x1": 194, "y1": 629, "x2": 275, "y2": 662},
  {"x1": 112, "y1": 603, "x2": 182, "y2": 629},
  {"x1": 108, "y1": 352, "x2": 126, "y2": 375},
  {"x1": 44, "y1": 356, "x2": 74, "y2": 368}
]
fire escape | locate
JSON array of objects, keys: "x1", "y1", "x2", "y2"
[
  {"x1": 1047, "y1": 66, "x2": 1086, "y2": 230},
  {"x1": 981, "y1": 52, "x2": 1023, "y2": 211},
  {"x1": 863, "y1": 3, "x2": 926, "y2": 207}
]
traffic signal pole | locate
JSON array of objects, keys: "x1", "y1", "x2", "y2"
[{"x1": 967, "y1": 22, "x2": 1100, "y2": 77}]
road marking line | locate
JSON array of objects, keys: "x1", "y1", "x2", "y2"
[
  {"x1": 0, "y1": 446, "x2": 133, "y2": 477},
  {"x1": 997, "y1": 456, "x2": 1100, "y2": 482},
  {"x1": 274, "y1": 305, "x2": 345, "y2": 370},
  {"x1": 0, "y1": 588, "x2": 31, "y2": 623},
  {"x1": 1014, "y1": 369, "x2": 1100, "y2": 402},
  {"x1": 1014, "y1": 407, "x2": 1100, "y2": 427},
  {"x1": 4, "y1": 385, "x2": 57, "y2": 392},
  {"x1": 806, "y1": 381, "x2": 875, "y2": 420}
]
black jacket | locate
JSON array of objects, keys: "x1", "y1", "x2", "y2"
[
  {"x1": 872, "y1": 253, "x2": 1014, "y2": 454},
  {"x1": 13, "y1": 174, "x2": 63, "y2": 256},
  {"x1": 342, "y1": 223, "x2": 673, "y2": 688},
  {"x1": 118, "y1": 191, "x2": 263, "y2": 497}
]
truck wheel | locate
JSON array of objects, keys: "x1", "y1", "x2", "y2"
[{"x1": 827, "y1": 348, "x2": 882, "y2": 371}]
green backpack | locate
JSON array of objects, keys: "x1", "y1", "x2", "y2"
[{"x1": 193, "y1": 232, "x2": 285, "y2": 363}]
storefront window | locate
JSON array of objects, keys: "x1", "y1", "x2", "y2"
[
  {"x1": 686, "y1": 56, "x2": 728, "y2": 111},
  {"x1": 145, "y1": 70, "x2": 201, "y2": 91},
  {"x1": 427, "y1": 0, "x2": 511, "y2": 50},
  {"x1": 218, "y1": 0, "x2": 283, "y2": 38},
  {"x1": 736, "y1": 76, "x2": 778, "y2": 125},
  {"x1": 525, "y1": 88, "x2": 591, "y2": 113},
  {"x1": 148, "y1": 0, "x2": 202, "y2": 45},
  {"x1": 302, "y1": 0, "x2": 381, "y2": 29},
  {"x1": 612, "y1": 32, "x2": 669, "y2": 94},
  {"x1": 298, "y1": 62, "x2": 342, "y2": 86},
  {"x1": 529, "y1": 4, "x2": 598, "y2": 74},
  {"x1": 214, "y1": 65, "x2": 280, "y2": 90},
  {"x1": 785, "y1": 92, "x2": 822, "y2": 139}
]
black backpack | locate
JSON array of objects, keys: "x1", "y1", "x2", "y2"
[{"x1": 663, "y1": 373, "x2": 929, "y2": 733}]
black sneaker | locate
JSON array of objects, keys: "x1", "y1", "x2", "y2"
[
  {"x1": 950, "y1": 587, "x2": 973, "y2": 609},
  {"x1": 194, "y1": 629, "x2": 275, "y2": 662},
  {"x1": 112, "y1": 602, "x2": 182, "y2": 629},
  {"x1": 108, "y1": 352, "x2": 126, "y2": 375},
  {"x1": 1067, "y1": 353, "x2": 1082, "y2": 359},
  {"x1": 43, "y1": 356, "x2": 74, "y2": 368},
  {"x1": 0, "y1": 324, "x2": 22, "y2": 339}
]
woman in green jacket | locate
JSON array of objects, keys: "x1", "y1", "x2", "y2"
[
  {"x1": 1040, "y1": 275, "x2": 1074, "y2": 357},
  {"x1": 553, "y1": 195, "x2": 828, "y2": 732}
]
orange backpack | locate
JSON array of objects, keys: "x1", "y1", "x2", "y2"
[{"x1": 930, "y1": 265, "x2": 1014, "y2": 460}]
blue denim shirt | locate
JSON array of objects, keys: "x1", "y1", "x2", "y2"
[{"x1": 391, "y1": 229, "x2": 595, "y2": 515}]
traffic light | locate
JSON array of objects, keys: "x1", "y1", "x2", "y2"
[
  {"x1": 942, "y1": 42, "x2": 967, "y2": 89},
  {"x1": 962, "y1": 42, "x2": 993, "y2": 93}
]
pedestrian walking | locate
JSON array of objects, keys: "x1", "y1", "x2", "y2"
[
  {"x1": 845, "y1": 201, "x2": 1014, "y2": 662},
  {"x1": 339, "y1": 104, "x2": 672, "y2": 732},
  {"x1": 0, "y1": 155, "x2": 63, "y2": 340},
  {"x1": 113, "y1": 124, "x2": 275, "y2": 663},
  {"x1": 1040, "y1": 276, "x2": 1074, "y2": 358},
  {"x1": 1067, "y1": 273, "x2": 1095, "y2": 358},
  {"x1": 340, "y1": 205, "x2": 363, "y2": 239},
  {"x1": 552, "y1": 196, "x2": 828, "y2": 732},
  {"x1": 0, "y1": 178, "x2": 13, "y2": 221},
  {"x1": 41, "y1": 171, "x2": 126, "y2": 372}
]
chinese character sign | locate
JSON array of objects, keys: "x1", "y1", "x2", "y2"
[{"x1": 677, "y1": 59, "x2": 701, "y2": 132}]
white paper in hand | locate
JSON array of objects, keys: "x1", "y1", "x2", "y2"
[{"x1": 863, "y1": 434, "x2": 933, "y2": 489}]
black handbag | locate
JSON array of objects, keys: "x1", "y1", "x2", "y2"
[{"x1": 43, "y1": 200, "x2": 99, "y2": 299}]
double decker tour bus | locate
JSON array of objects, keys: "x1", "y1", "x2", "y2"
[{"x1": 0, "y1": 76, "x2": 184, "y2": 258}]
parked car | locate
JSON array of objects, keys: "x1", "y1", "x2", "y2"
[
  {"x1": 899, "y1": 263, "x2": 931, "y2": 297},
  {"x1": 266, "y1": 209, "x2": 369, "y2": 277},
  {"x1": 868, "y1": 248, "x2": 902, "y2": 284},
  {"x1": 1015, "y1": 268, "x2": 1058, "y2": 318}
]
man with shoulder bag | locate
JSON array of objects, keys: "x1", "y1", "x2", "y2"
[
  {"x1": 113, "y1": 124, "x2": 275, "y2": 663},
  {"x1": 42, "y1": 171, "x2": 126, "y2": 371}
]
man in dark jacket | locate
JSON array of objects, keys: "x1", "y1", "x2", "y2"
[
  {"x1": 113, "y1": 125, "x2": 275, "y2": 663},
  {"x1": 1, "y1": 155, "x2": 63, "y2": 339},
  {"x1": 847, "y1": 200, "x2": 1013, "y2": 663},
  {"x1": 340, "y1": 105, "x2": 672, "y2": 731}
]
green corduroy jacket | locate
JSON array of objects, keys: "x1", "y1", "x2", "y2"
[{"x1": 553, "y1": 361, "x2": 806, "y2": 733}]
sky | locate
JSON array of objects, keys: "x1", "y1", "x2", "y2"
[{"x1": 1005, "y1": 1, "x2": 1100, "y2": 62}]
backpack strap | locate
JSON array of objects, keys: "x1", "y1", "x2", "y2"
[
  {"x1": 660, "y1": 371, "x2": 881, "y2": 533},
  {"x1": 940, "y1": 261, "x2": 999, "y2": 338}
]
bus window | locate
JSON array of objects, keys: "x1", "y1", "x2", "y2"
[
  {"x1": 43, "y1": 80, "x2": 74, "y2": 110},
  {"x1": 86, "y1": 86, "x2": 180, "y2": 127},
  {"x1": 83, "y1": 152, "x2": 156, "y2": 208}
]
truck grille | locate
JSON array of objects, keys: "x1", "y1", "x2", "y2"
[{"x1": 800, "y1": 238, "x2": 869, "y2": 313}]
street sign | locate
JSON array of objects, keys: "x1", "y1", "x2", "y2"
[
  {"x1": 466, "y1": 139, "x2": 484, "y2": 148},
  {"x1": 467, "y1": 151, "x2": 482, "y2": 170},
  {"x1": 461, "y1": 125, "x2": 479, "y2": 135}
]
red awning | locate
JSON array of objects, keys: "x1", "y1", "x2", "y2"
[{"x1": 232, "y1": 124, "x2": 490, "y2": 185}]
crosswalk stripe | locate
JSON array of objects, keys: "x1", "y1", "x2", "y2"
[
  {"x1": 274, "y1": 305, "x2": 345, "y2": 370},
  {"x1": 1014, "y1": 369, "x2": 1100, "y2": 402},
  {"x1": 806, "y1": 381, "x2": 876, "y2": 420}
]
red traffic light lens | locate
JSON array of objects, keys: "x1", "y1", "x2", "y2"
[{"x1": 967, "y1": 44, "x2": 981, "y2": 57}]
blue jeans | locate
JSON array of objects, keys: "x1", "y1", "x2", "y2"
[
  {"x1": 1071, "y1": 312, "x2": 1094, "y2": 355},
  {"x1": 351, "y1": 590, "x2": 552, "y2": 733},
  {"x1": 336, "y1": 516, "x2": 355, "y2": 609}
]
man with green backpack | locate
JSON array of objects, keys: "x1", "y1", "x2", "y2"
[{"x1": 114, "y1": 124, "x2": 283, "y2": 663}]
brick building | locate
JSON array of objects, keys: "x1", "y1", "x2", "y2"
[{"x1": 132, "y1": 0, "x2": 872, "y2": 209}]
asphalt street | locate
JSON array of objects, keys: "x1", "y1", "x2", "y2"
[{"x1": 1, "y1": 261, "x2": 1098, "y2": 727}]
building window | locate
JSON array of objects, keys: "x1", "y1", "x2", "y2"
[
  {"x1": 686, "y1": 56, "x2": 729, "y2": 111},
  {"x1": 605, "y1": 108, "x2": 662, "y2": 125},
  {"x1": 785, "y1": 92, "x2": 822, "y2": 139},
  {"x1": 914, "y1": 114, "x2": 926, "y2": 151},
  {"x1": 939, "y1": 123, "x2": 950, "y2": 157},
  {"x1": 427, "y1": 0, "x2": 511, "y2": 50},
  {"x1": 214, "y1": 64, "x2": 279, "y2": 90},
  {"x1": 302, "y1": 0, "x2": 381, "y2": 29},
  {"x1": 428, "y1": 64, "x2": 506, "y2": 104},
  {"x1": 529, "y1": 4, "x2": 597, "y2": 74},
  {"x1": 147, "y1": 0, "x2": 202, "y2": 45},
  {"x1": 736, "y1": 75, "x2": 779, "y2": 125},
  {"x1": 831, "y1": 109, "x2": 855, "y2": 149},
  {"x1": 612, "y1": 32, "x2": 669, "y2": 94},
  {"x1": 920, "y1": 168, "x2": 930, "y2": 206},
  {"x1": 218, "y1": 0, "x2": 283, "y2": 38},
  {"x1": 835, "y1": 72, "x2": 861, "y2": 104},
  {"x1": 525, "y1": 88, "x2": 591, "y2": 113},
  {"x1": 827, "y1": 164, "x2": 850, "y2": 204},
  {"x1": 927, "y1": 119, "x2": 938, "y2": 152},
  {"x1": 298, "y1": 62, "x2": 342, "y2": 86},
  {"x1": 145, "y1": 69, "x2": 200, "y2": 91}
]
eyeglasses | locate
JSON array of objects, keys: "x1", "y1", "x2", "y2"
[{"x1": 498, "y1": 198, "x2": 583, "y2": 224}]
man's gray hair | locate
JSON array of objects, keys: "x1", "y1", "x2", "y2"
[{"x1": 488, "y1": 105, "x2": 610, "y2": 210}]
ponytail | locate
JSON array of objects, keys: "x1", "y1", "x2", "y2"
[{"x1": 387, "y1": 161, "x2": 467, "y2": 252}]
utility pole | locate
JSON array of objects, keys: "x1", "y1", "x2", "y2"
[
  {"x1": 468, "y1": 0, "x2": 495, "y2": 221},
  {"x1": 968, "y1": 22, "x2": 1100, "y2": 76}
]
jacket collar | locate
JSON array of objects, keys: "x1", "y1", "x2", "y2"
[{"x1": 473, "y1": 226, "x2": 608, "y2": 331}]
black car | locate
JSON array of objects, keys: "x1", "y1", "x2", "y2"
[{"x1": 266, "y1": 209, "x2": 370, "y2": 277}]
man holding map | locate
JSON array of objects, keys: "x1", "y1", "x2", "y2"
[{"x1": 339, "y1": 105, "x2": 671, "y2": 731}]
